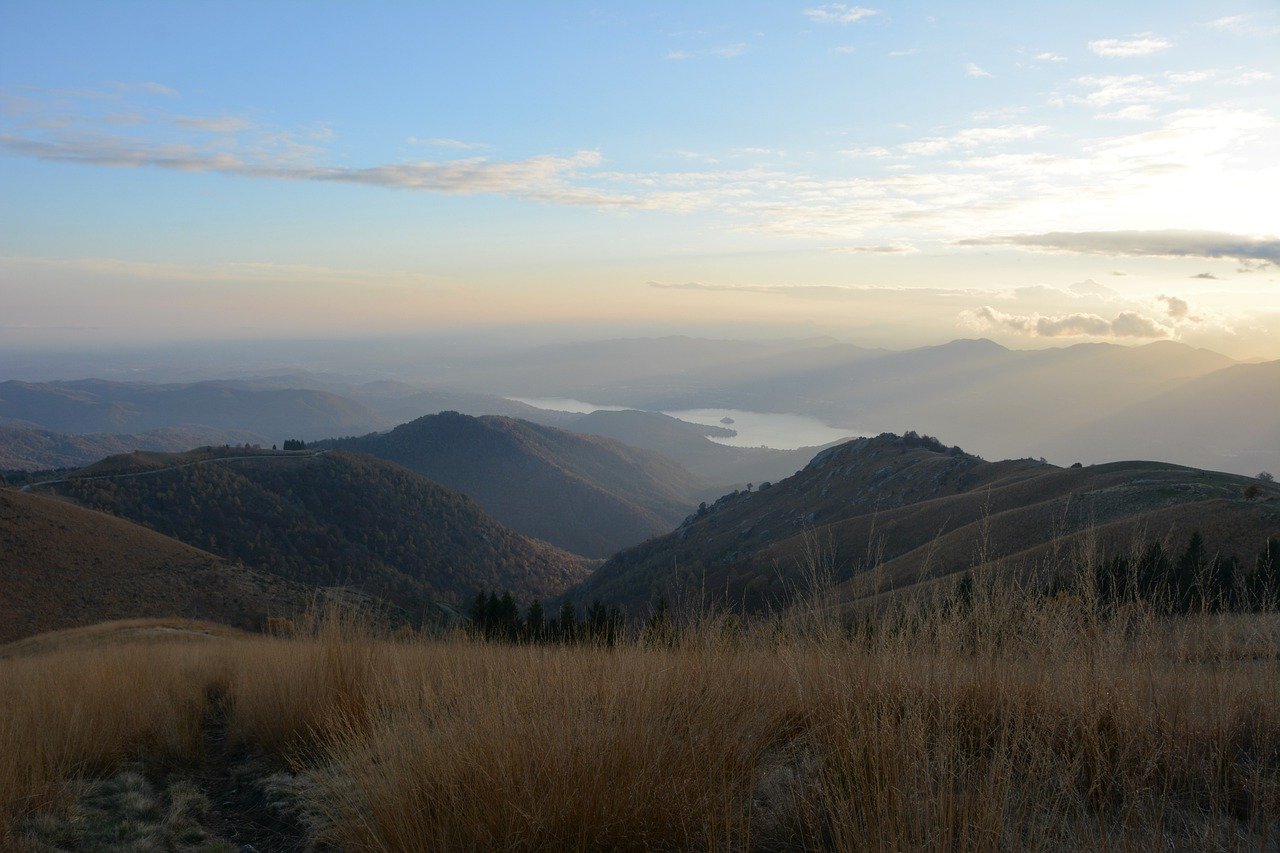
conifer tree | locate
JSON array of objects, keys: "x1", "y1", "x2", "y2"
[
  {"x1": 558, "y1": 601, "x2": 578, "y2": 643},
  {"x1": 526, "y1": 599, "x2": 545, "y2": 641},
  {"x1": 469, "y1": 590, "x2": 490, "y2": 636},
  {"x1": 496, "y1": 591, "x2": 519, "y2": 641},
  {"x1": 1176, "y1": 532, "x2": 1206, "y2": 610}
]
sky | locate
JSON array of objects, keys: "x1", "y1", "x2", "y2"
[{"x1": 1, "y1": 1, "x2": 1279, "y2": 358}]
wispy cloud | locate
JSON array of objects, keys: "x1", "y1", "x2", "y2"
[
  {"x1": 827, "y1": 243, "x2": 917, "y2": 254},
  {"x1": 649, "y1": 281, "x2": 982, "y2": 299},
  {"x1": 1210, "y1": 15, "x2": 1249, "y2": 30},
  {"x1": 841, "y1": 145, "x2": 891, "y2": 158},
  {"x1": 4, "y1": 86, "x2": 1275, "y2": 251},
  {"x1": 803, "y1": 4, "x2": 880, "y2": 25},
  {"x1": 407, "y1": 137, "x2": 491, "y2": 150},
  {"x1": 172, "y1": 115, "x2": 253, "y2": 133},
  {"x1": 1069, "y1": 278, "x2": 1121, "y2": 298},
  {"x1": 1035, "y1": 52, "x2": 1068, "y2": 63},
  {"x1": 1207, "y1": 14, "x2": 1280, "y2": 37},
  {"x1": 1088, "y1": 33, "x2": 1173, "y2": 58},
  {"x1": 1064, "y1": 74, "x2": 1178, "y2": 109},
  {"x1": 0, "y1": 132, "x2": 612, "y2": 203},
  {"x1": 1097, "y1": 105, "x2": 1160, "y2": 121},
  {"x1": 967, "y1": 305, "x2": 1170, "y2": 338},
  {"x1": 1232, "y1": 70, "x2": 1274, "y2": 86},
  {"x1": 965, "y1": 63, "x2": 994, "y2": 78},
  {"x1": 0, "y1": 254, "x2": 448, "y2": 286},
  {"x1": 115, "y1": 81, "x2": 178, "y2": 97},
  {"x1": 899, "y1": 124, "x2": 1047, "y2": 156},
  {"x1": 956, "y1": 230, "x2": 1280, "y2": 267},
  {"x1": 1166, "y1": 69, "x2": 1216, "y2": 84},
  {"x1": 666, "y1": 43, "x2": 748, "y2": 60}
]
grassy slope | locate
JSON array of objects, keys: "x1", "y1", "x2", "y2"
[
  {"x1": 0, "y1": 489, "x2": 309, "y2": 643},
  {"x1": 3, "y1": 599, "x2": 1278, "y2": 850},
  {"x1": 576, "y1": 434, "x2": 1280, "y2": 612}
]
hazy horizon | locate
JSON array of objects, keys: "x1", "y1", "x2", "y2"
[
  {"x1": 0, "y1": 326, "x2": 1263, "y2": 385},
  {"x1": 3, "y1": 1, "x2": 1278, "y2": 358}
]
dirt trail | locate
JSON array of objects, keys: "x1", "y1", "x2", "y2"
[
  {"x1": 193, "y1": 687, "x2": 320, "y2": 852},
  {"x1": 21, "y1": 687, "x2": 322, "y2": 851}
]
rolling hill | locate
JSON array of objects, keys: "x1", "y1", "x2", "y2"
[
  {"x1": 570, "y1": 432, "x2": 1280, "y2": 613},
  {"x1": 321, "y1": 412, "x2": 706, "y2": 557},
  {"x1": 0, "y1": 488, "x2": 310, "y2": 643},
  {"x1": 32, "y1": 448, "x2": 591, "y2": 615}
]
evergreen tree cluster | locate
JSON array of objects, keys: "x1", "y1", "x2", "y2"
[
  {"x1": 1093, "y1": 533, "x2": 1280, "y2": 612},
  {"x1": 468, "y1": 590, "x2": 624, "y2": 645},
  {"x1": 899, "y1": 430, "x2": 962, "y2": 455}
]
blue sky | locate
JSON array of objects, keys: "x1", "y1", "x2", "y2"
[{"x1": 2, "y1": 1, "x2": 1278, "y2": 356}]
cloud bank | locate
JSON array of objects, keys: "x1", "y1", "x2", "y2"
[
  {"x1": 968, "y1": 306, "x2": 1170, "y2": 338},
  {"x1": 957, "y1": 230, "x2": 1280, "y2": 266}
]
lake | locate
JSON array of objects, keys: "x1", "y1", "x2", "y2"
[{"x1": 509, "y1": 397, "x2": 868, "y2": 451}]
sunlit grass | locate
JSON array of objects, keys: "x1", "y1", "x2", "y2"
[{"x1": 3, "y1": 581, "x2": 1278, "y2": 851}]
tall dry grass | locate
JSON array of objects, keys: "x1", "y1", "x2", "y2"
[{"x1": 2, "y1": 586, "x2": 1279, "y2": 850}]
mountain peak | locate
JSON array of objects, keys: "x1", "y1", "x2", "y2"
[
  {"x1": 946, "y1": 337, "x2": 1008, "y2": 352},
  {"x1": 806, "y1": 431, "x2": 969, "y2": 471}
]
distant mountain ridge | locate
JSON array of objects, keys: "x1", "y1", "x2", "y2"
[
  {"x1": 0, "y1": 379, "x2": 383, "y2": 440},
  {"x1": 321, "y1": 412, "x2": 706, "y2": 557},
  {"x1": 424, "y1": 336, "x2": 1263, "y2": 473},
  {"x1": 570, "y1": 432, "x2": 1280, "y2": 613},
  {"x1": 0, "y1": 422, "x2": 267, "y2": 472},
  {"x1": 1044, "y1": 359, "x2": 1280, "y2": 476},
  {"x1": 3, "y1": 336, "x2": 1271, "y2": 478}
]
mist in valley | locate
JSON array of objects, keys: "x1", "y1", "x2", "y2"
[{"x1": 3, "y1": 1, "x2": 1279, "y2": 849}]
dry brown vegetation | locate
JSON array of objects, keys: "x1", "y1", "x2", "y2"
[
  {"x1": 3, "y1": 579, "x2": 1279, "y2": 852},
  {"x1": 0, "y1": 489, "x2": 310, "y2": 644}
]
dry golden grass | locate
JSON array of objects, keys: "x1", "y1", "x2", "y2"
[{"x1": 3, "y1": 590, "x2": 1279, "y2": 851}]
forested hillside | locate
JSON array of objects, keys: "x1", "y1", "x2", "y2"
[
  {"x1": 42, "y1": 449, "x2": 590, "y2": 618},
  {"x1": 322, "y1": 412, "x2": 705, "y2": 556}
]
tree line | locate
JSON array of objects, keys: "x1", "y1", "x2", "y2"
[
  {"x1": 1090, "y1": 532, "x2": 1280, "y2": 613},
  {"x1": 467, "y1": 591, "x2": 679, "y2": 645},
  {"x1": 470, "y1": 534, "x2": 1280, "y2": 645},
  {"x1": 468, "y1": 591, "x2": 625, "y2": 644}
]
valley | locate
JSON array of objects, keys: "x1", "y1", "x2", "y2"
[{"x1": 4, "y1": 2, "x2": 1278, "y2": 845}]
